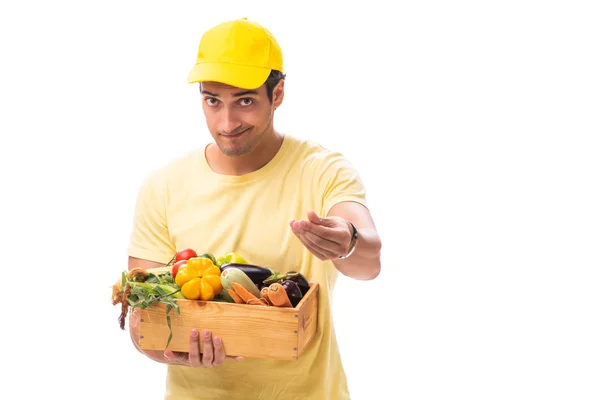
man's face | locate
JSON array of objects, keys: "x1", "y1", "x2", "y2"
[{"x1": 200, "y1": 81, "x2": 282, "y2": 156}]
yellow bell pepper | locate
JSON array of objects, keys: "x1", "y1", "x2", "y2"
[{"x1": 175, "y1": 257, "x2": 222, "y2": 301}]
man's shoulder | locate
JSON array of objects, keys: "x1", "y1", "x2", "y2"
[
  {"x1": 286, "y1": 135, "x2": 353, "y2": 176},
  {"x1": 285, "y1": 134, "x2": 342, "y2": 164},
  {"x1": 165, "y1": 147, "x2": 204, "y2": 171},
  {"x1": 142, "y1": 147, "x2": 204, "y2": 185}
]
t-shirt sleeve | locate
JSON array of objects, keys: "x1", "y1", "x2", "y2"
[
  {"x1": 127, "y1": 170, "x2": 176, "y2": 264},
  {"x1": 317, "y1": 151, "x2": 368, "y2": 217}
]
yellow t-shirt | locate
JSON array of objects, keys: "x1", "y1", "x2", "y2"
[{"x1": 128, "y1": 134, "x2": 367, "y2": 400}]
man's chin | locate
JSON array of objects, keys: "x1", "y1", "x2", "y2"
[{"x1": 219, "y1": 144, "x2": 253, "y2": 157}]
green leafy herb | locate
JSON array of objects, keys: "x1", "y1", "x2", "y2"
[
  {"x1": 145, "y1": 273, "x2": 159, "y2": 284},
  {"x1": 121, "y1": 271, "x2": 127, "y2": 292},
  {"x1": 166, "y1": 315, "x2": 173, "y2": 348},
  {"x1": 161, "y1": 273, "x2": 175, "y2": 284},
  {"x1": 121, "y1": 273, "x2": 182, "y2": 348}
]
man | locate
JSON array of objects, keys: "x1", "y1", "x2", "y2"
[{"x1": 127, "y1": 17, "x2": 382, "y2": 399}]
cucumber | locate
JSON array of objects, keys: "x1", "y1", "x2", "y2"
[
  {"x1": 221, "y1": 267, "x2": 261, "y2": 299},
  {"x1": 215, "y1": 290, "x2": 235, "y2": 303},
  {"x1": 198, "y1": 253, "x2": 217, "y2": 265}
]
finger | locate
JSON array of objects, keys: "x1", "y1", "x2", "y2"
[
  {"x1": 297, "y1": 219, "x2": 333, "y2": 238},
  {"x1": 188, "y1": 328, "x2": 202, "y2": 368},
  {"x1": 307, "y1": 210, "x2": 324, "y2": 225},
  {"x1": 226, "y1": 355, "x2": 245, "y2": 361},
  {"x1": 295, "y1": 218, "x2": 347, "y2": 246},
  {"x1": 299, "y1": 223, "x2": 342, "y2": 248},
  {"x1": 292, "y1": 220, "x2": 341, "y2": 255},
  {"x1": 292, "y1": 219, "x2": 331, "y2": 240},
  {"x1": 164, "y1": 350, "x2": 190, "y2": 366},
  {"x1": 292, "y1": 229, "x2": 329, "y2": 260},
  {"x1": 307, "y1": 210, "x2": 337, "y2": 228},
  {"x1": 291, "y1": 221, "x2": 329, "y2": 259},
  {"x1": 212, "y1": 336, "x2": 226, "y2": 366},
  {"x1": 201, "y1": 330, "x2": 214, "y2": 367},
  {"x1": 301, "y1": 230, "x2": 342, "y2": 259}
]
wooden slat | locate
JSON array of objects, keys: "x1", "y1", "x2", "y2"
[
  {"x1": 296, "y1": 283, "x2": 319, "y2": 358},
  {"x1": 138, "y1": 297, "x2": 299, "y2": 360},
  {"x1": 137, "y1": 283, "x2": 319, "y2": 360}
]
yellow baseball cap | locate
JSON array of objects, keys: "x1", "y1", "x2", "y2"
[{"x1": 187, "y1": 18, "x2": 284, "y2": 89}]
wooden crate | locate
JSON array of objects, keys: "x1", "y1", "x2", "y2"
[{"x1": 137, "y1": 283, "x2": 319, "y2": 360}]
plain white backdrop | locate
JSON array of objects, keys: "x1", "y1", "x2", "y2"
[{"x1": 1, "y1": 1, "x2": 599, "y2": 399}]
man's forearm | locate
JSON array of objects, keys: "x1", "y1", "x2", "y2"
[
  {"x1": 129, "y1": 309, "x2": 170, "y2": 364},
  {"x1": 138, "y1": 348, "x2": 170, "y2": 364},
  {"x1": 332, "y1": 228, "x2": 381, "y2": 280}
]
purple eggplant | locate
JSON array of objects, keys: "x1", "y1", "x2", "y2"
[
  {"x1": 285, "y1": 271, "x2": 310, "y2": 296},
  {"x1": 262, "y1": 270, "x2": 311, "y2": 296},
  {"x1": 281, "y1": 279, "x2": 303, "y2": 307},
  {"x1": 220, "y1": 263, "x2": 275, "y2": 285}
]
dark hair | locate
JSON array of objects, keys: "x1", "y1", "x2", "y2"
[
  {"x1": 198, "y1": 70, "x2": 286, "y2": 103},
  {"x1": 265, "y1": 70, "x2": 286, "y2": 103}
]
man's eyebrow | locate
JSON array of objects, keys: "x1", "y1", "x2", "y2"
[
  {"x1": 201, "y1": 90, "x2": 220, "y2": 97},
  {"x1": 232, "y1": 90, "x2": 259, "y2": 97},
  {"x1": 200, "y1": 90, "x2": 259, "y2": 97}
]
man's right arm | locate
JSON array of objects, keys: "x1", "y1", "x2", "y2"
[
  {"x1": 128, "y1": 256, "x2": 172, "y2": 364},
  {"x1": 129, "y1": 256, "x2": 166, "y2": 271}
]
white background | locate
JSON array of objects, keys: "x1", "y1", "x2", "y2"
[{"x1": 1, "y1": 1, "x2": 599, "y2": 399}]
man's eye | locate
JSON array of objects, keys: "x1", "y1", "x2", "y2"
[
  {"x1": 239, "y1": 98, "x2": 253, "y2": 106},
  {"x1": 205, "y1": 97, "x2": 219, "y2": 106}
]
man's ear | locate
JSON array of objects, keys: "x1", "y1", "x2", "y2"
[{"x1": 272, "y1": 80, "x2": 285, "y2": 108}]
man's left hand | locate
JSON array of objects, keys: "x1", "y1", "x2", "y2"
[{"x1": 290, "y1": 210, "x2": 354, "y2": 261}]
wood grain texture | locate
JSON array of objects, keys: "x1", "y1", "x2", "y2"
[
  {"x1": 138, "y1": 283, "x2": 319, "y2": 360},
  {"x1": 296, "y1": 283, "x2": 319, "y2": 358}
]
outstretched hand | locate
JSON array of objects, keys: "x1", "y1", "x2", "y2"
[
  {"x1": 289, "y1": 210, "x2": 354, "y2": 261},
  {"x1": 164, "y1": 329, "x2": 243, "y2": 368}
]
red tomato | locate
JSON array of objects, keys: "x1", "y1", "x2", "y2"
[
  {"x1": 175, "y1": 248, "x2": 197, "y2": 262},
  {"x1": 172, "y1": 260, "x2": 187, "y2": 278}
]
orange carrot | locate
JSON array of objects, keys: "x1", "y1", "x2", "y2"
[
  {"x1": 268, "y1": 283, "x2": 293, "y2": 307},
  {"x1": 227, "y1": 289, "x2": 245, "y2": 304},
  {"x1": 260, "y1": 287, "x2": 273, "y2": 305},
  {"x1": 246, "y1": 297, "x2": 268, "y2": 306},
  {"x1": 231, "y1": 282, "x2": 260, "y2": 304}
]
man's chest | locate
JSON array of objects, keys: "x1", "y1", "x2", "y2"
[{"x1": 165, "y1": 181, "x2": 319, "y2": 274}]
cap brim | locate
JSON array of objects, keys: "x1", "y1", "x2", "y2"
[{"x1": 187, "y1": 62, "x2": 271, "y2": 89}]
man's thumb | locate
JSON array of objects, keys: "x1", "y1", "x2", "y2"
[
  {"x1": 308, "y1": 210, "x2": 332, "y2": 226},
  {"x1": 164, "y1": 350, "x2": 185, "y2": 363}
]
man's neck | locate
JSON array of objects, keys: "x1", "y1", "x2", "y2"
[{"x1": 207, "y1": 131, "x2": 284, "y2": 176}]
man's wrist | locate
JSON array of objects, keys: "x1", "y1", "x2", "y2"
[{"x1": 338, "y1": 221, "x2": 358, "y2": 259}]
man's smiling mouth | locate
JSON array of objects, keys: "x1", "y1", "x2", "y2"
[{"x1": 221, "y1": 127, "x2": 250, "y2": 138}]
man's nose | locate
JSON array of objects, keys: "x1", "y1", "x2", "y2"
[{"x1": 220, "y1": 108, "x2": 242, "y2": 134}]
